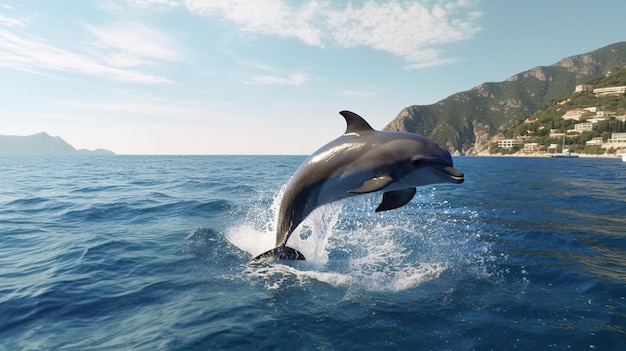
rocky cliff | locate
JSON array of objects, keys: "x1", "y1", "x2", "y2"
[{"x1": 384, "y1": 42, "x2": 626, "y2": 155}]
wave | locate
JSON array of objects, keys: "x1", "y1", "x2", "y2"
[{"x1": 61, "y1": 199, "x2": 238, "y2": 223}]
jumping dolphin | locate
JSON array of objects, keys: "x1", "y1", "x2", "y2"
[{"x1": 252, "y1": 110, "x2": 464, "y2": 262}]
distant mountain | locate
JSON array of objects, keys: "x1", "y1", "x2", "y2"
[
  {"x1": 384, "y1": 42, "x2": 626, "y2": 155},
  {"x1": 0, "y1": 132, "x2": 115, "y2": 155}
]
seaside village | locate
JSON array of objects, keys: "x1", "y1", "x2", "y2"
[{"x1": 496, "y1": 84, "x2": 626, "y2": 157}]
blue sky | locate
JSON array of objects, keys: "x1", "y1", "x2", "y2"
[{"x1": 1, "y1": 0, "x2": 625, "y2": 154}]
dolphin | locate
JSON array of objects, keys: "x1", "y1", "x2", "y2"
[{"x1": 252, "y1": 110, "x2": 464, "y2": 262}]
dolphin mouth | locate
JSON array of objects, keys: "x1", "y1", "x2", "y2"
[{"x1": 443, "y1": 166, "x2": 464, "y2": 183}]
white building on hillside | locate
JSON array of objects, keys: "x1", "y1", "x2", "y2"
[
  {"x1": 523, "y1": 143, "x2": 539, "y2": 152},
  {"x1": 595, "y1": 110, "x2": 615, "y2": 117},
  {"x1": 498, "y1": 139, "x2": 524, "y2": 149},
  {"x1": 574, "y1": 122, "x2": 593, "y2": 133},
  {"x1": 586, "y1": 138, "x2": 603, "y2": 146},
  {"x1": 562, "y1": 109, "x2": 593, "y2": 121},
  {"x1": 587, "y1": 117, "x2": 606, "y2": 124},
  {"x1": 593, "y1": 86, "x2": 626, "y2": 97},
  {"x1": 607, "y1": 132, "x2": 626, "y2": 145},
  {"x1": 549, "y1": 129, "x2": 565, "y2": 138}
]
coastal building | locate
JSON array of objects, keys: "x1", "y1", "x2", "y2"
[
  {"x1": 587, "y1": 117, "x2": 607, "y2": 124},
  {"x1": 607, "y1": 132, "x2": 626, "y2": 145},
  {"x1": 593, "y1": 86, "x2": 626, "y2": 97},
  {"x1": 575, "y1": 84, "x2": 593, "y2": 93},
  {"x1": 562, "y1": 109, "x2": 593, "y2": 121},
  {"x1": 523, "y1": 143, "x2": 539, "y2": 152},
  {"x1": 498, "y1": 139, "x2": 523, "y2": 149},
  {"x1": 549, "y1": 129, "x2": 565, "y2": 138},
  {"x1": 586, "y1": 138, "x2": 603, "y2": 146},
  {"x1": 574, "y1": 122, "x2": 593, "y2": 133},
  {"x1": 595, "y1": 110, "x2": 615, "y2": 117}
]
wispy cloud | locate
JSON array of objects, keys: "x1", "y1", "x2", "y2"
[
  {"x1": 0, "y1": 30, "x2": 174, "y2": 83},
  {"x1": 327, "y1": 1, "x2": 482, "y2": 69},
  {"x1": 50, "y1": 96, "x2": 212, "y2": 123},
  {"x1": 343, "y1": 89, "x2": 376, "y2": 98},
  {"x1": 181, "y1": 0, "x2": 482, "y2": 69},
  {"x1": 184, "y1": 0, "x2": 324, "y2": 46},
  {"x1": 82, "y1": 22, "x2": 182, "y2": 68},
  {"x1": 0, "y1": 11, "x2": 186, "y2": 84},
  {"x1": 0, "y1": 14, "x2": 28, "y2": 27},
  {"x1": 128, "y1": 0, "x2": 180, "y2": 8},
  {"x1": 244, "y1": 73, "x2": 309, "y2": 85}
]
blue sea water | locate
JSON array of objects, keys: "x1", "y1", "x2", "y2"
[{"x1": 1, "y1": 155, "x2": 625, "y2": 350}]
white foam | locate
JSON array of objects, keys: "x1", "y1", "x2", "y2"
[
  {"x1": 245, "y1": 263, "x2": 355, "y2": 290},
  {"x1": 286, "y1": 201, "x2": 344, "y2": 265},
  {"x1": 387, "y1": 263, "x2": 447, "y2": 291},
  {"x1": 225, "y1": 223, "x2": 275, "y2": 257},
  {"x1": 225, "y1": 197, "x2": 345, "y2": 263},
  {"x1": 224, "y1": 184, "x2": 286, "y2": 257},
  {"x1": 225, "y1": 190, "x2": 488, "y2": 292}
]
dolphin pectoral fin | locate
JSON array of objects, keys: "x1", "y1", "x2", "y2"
[
  {"x1": 375, "y1": 188, "x2": 417, "y2": 212},
  {"x1": 348, "y1": 175, "x2": 394, "y2": 194},
  {"x1": 250, "y1": 246, "x2": 306, "y2": 263}
]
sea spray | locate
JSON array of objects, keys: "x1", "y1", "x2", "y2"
[
  {"x1": 227, "y1": 185, "x2": 494, "y2": 292},
  {"x1": 224, "y1": 183, "x2": 287, "y2": 257}
]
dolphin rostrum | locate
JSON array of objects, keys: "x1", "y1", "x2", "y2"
[{"x1": 252, "y1": 110, "x2": 464, "y2": 262}]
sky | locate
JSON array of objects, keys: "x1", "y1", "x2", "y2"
[{"x1": 1, "y1": 1, "x2": 625, "y2": 155}]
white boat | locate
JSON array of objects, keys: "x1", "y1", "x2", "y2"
[
  {"x1": 551, "y1": 135, "x2": 579, "y2": 158},
  {"x1": 620, "y1": 153, "x2": 626, "y2": 162},
  {"x1": 551, "y1": 151, "x2": 579, "y2": 158}
]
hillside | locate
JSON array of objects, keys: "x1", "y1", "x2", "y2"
[
  {"x1": 383, "y1": 42, "x2": 626, "y2": 155},
  {"x1": 0, "y1": 132, "x2": 115, "y2": 155},
  {"x1": 490, "y1": 66, "x2": 626, "y2": 156}
]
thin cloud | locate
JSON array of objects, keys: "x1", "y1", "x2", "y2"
[
  {"x1": 343, "y1": 89, "x2": 376, "y2": 98},
  {"x1": 184, "y1": 0, "x2": 324, "y2": 46},
  {"x1": 82, "y1": 22, "x2": 182, "y2": 65},
  {"x1": 128, "y1": 0, "x2": 180, "y2": 8},
  {"x1": 0, "y1": 3, "x2": 182, "y2": 83},
  {"x1": 0, "y1": 14, "x2": 28, "y2": 27},
  {"x1": 50, "y1": 96, "x2": 212, "y2": 123},
  {"x1": 0, "y1": 30, "x2": 174, "y2": 83},
  {"x1": 181, "y1": 0, "x2": 482, "y2": 69},
  {"x1": 244, "y1": 73, "x2": 309, "y2": 85}
]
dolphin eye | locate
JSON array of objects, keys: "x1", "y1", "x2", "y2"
[{"x1": 411, "y1": 158, "x2": 421, "y2": 167}]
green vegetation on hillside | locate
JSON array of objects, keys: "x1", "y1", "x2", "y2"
[
  {"x1": 385, "y1": 42, "x2": 626, "y2": 155},
  {"x1": 492, "y1": 66, "x2": 626, "y2": 155}
]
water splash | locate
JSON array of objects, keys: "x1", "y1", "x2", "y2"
[{"x1": 225, "y1": 188, "x2": 492, "y2": 292}]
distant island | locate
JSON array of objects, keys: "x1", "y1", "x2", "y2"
[{"x1": 0, "y1": 132, "x2": 115, "y2": 155}]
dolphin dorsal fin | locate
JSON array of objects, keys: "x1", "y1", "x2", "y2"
[{"x1": 340, "y1": 110, "x2": 375, "y2": 135}]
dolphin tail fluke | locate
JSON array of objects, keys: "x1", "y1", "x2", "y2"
[{"x1": 251, "y1": 246, "x2": 306, "y2": 263}]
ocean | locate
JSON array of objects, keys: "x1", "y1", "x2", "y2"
[{"x1": 1, "y1": 155, "x2": 625, "y2": 350}]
